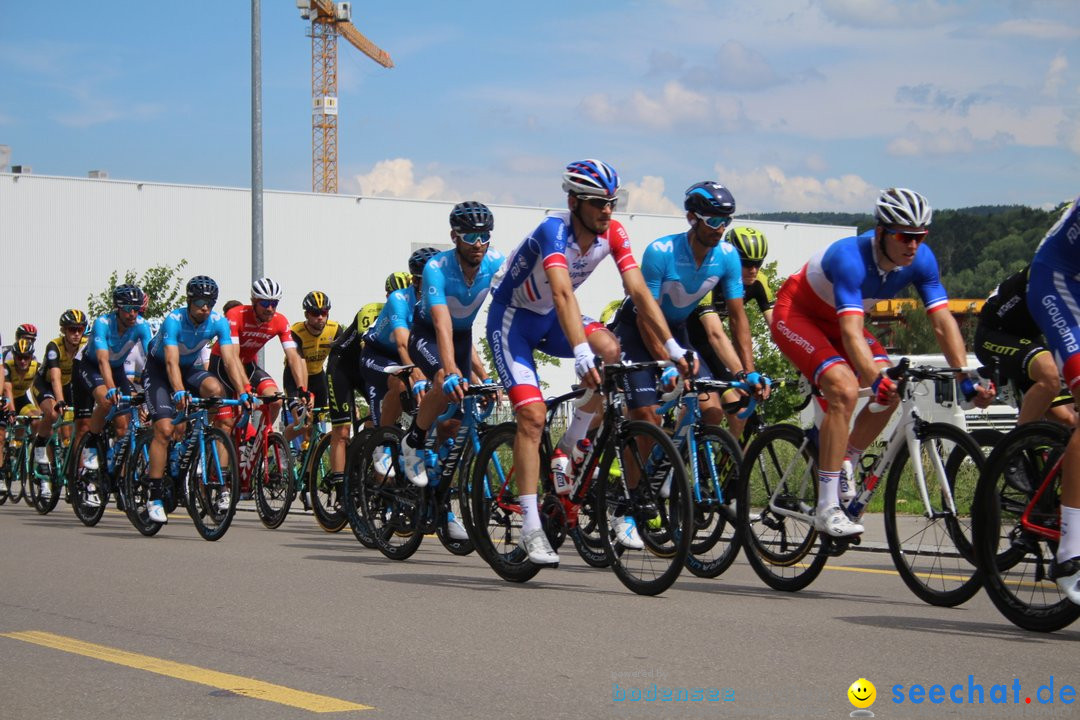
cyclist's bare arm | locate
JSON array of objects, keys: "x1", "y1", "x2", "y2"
[
  {"x1": 218, "y1": 344, "x2": 250, "y2": 397},
  {"x1": 930, "y1": 308, "x2": 994, "y2": 408}
]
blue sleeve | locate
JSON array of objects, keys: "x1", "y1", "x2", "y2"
[
  {"x1": 911, "y1": 244, "x2": 949, "y2": 310},
  {"x1": 423, "y1": 257, "x2": 448, "y2": 311},
  {"x1": 212, "y1": 314, "x2": 233, "y2": 345},
  {"x1": 535, "y1": 217, "x2": 568, "y2": 263},
  {"x1": 137, "y1": 322, "x2": 153, "y2": 353},
  {"x1": 640, "y1": 242, "x2": 667, "y2": 300},
  {"x1": 91, "y1": 316, "x2": 111, "y2": 353},
  {"x1": 388, "y1": 290, "x2": 412, "y2": 331},
  {"x1": 822, "y1": 242, "x2": 867, "y2": 315},
  {"x1": 719, "y1": 247, "x2": 744, "y2": 300},
  {"x1": 160, "y1": 314, "x2": 181, "y2": 347}
]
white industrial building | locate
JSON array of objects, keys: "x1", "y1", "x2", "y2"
[{"x1": 0, "y1": 172, "x2": 855, "y2": 390}]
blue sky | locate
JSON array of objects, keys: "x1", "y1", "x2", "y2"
[{"x1": 2, "y1": 0, "x2": 1077, "y2": 213}]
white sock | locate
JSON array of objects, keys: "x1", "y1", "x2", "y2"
[
  {"x1": 521, "y1": 494, "x2": 541, "y2": 535},
  {"x1": 1058, "y1": 505, "x2": 1080, "y2": 563},
  {"x1": 817, "y1": 470, "x2": 841, "y2": 513},
  {"x1": 561, "y1": 408, "x2": 595, "y2": 453}
]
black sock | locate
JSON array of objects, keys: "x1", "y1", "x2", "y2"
[{"x1": 405, "y1": 422, "x2": 427, "y2": 449}]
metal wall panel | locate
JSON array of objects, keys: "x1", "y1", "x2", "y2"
[{"x1": 1, "y1": 173, "x2": 854, "y2": 389}]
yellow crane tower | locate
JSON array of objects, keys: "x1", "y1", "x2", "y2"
[{"x1": 297, "y1": 1, "x2": 393, "y2": 194}]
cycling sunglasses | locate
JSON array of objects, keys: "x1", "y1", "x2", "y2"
[
  {"x1": 578, "y1": 195, "x2": 618, "y2": 211},
  {"x1": 306, "y1": 309, "x2": 329, "y2": 317},
  {"x1": 695, "y1": 213, "x2": 733, "y2": 230},
  {"x1": 190, "y1": 298, "x2": 216, "y2": 309},
  {"x1": 887, "y1": 228, "x2": 929, "y2": 244},
  {"x1": 257, "y1": 299, "x2": 279, "y2": 309},
  {"x1": 455, "y1": 231, "x2": 491, "y2": 245},
  {"x1": 117, "y1": 304, "x2": 141, "y2": 313},
  {"x1": 741, "y1": 259, "x2": 763, "y2": 269}
]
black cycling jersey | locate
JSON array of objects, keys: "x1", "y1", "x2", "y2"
[{"x1": 979, "y1": 266, "x2": 1040, "y2": 338}]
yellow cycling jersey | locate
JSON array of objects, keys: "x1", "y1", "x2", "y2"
[
  {"x1": 39, "y1": 335, "x2": 87, "y2": 387},
  {"x1": 287, "y1": 320, "x2": 342, "y2": 375},
  {"x1": 599, "y1": 299, "x2": 623, "y2": 326},
  {"x1": 4, "y1": 358, "x2": 40, "y2": 396}
]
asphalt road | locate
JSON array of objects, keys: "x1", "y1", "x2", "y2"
[{"x1": 1, "y1": 502, "x2": 1077, "y2": 720}]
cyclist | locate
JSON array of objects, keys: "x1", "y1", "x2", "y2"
[
  {"x1": 282, "y1": 290, "x2": 341, "y2": 445},
  {"x1": 143, "y1": 276, "x2": 251, "y2": 523},
  {"x1": 1, "y1": 323, "x2": 38, "y2": 364},
  {"x1": 71, "y1": 284, "x2": 153, "y2": 506},
  {"x1": 485, "y1": 158, "x2": 691, "y2": 565},
  {"x1": 1025, "y1": 196, "x2": 1080, "y2": 602},
  {"x1": 975, "y1": 264, "x2": 1076, "y2": 426},
  {"x1": 360, "y1": 250, "x2": 438, "y2": 429},
  {"x1": 1, "y1": 338, "x2": 40, "y2": 472},
  {"x1": 210, "y1": 278, "x2": 310, "y2": 446},
  {"x1": 770, "y1": 188, "x2": 994, "y2": 537},
  {"x1": 323, "y1": 272, "x2": 411, "y2": 492},
  {"x1": 30, "y1": 309, "x2": 89, "y2": 496},
  {"x1": 687, "y1": 225, "x2": 774, "y2": 438},
  {"x1": 400, "y1": 202, "x2": 503, "y2": 509}
]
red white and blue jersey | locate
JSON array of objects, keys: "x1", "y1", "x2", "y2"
[
  {"x1": 489, "y1": 212, "x2": 638, "y2": 313},
  {"x1": 1032, "y1": 197, "x2": 1080, "y2": 275},
  {"x1": 791, "y1": 230, "x2": 949, "y2": 322}
]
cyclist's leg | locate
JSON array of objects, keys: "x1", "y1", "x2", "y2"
[
  {"x1": 1025, "y1": 349, "x2": 1077, "y2": 425},
  {"x1": 544, "y1": 316, "x2": 615, "y2": 453},
  {"x1": 249, "y1": 365, "x2": 281, "y2": 424},
  {"x1": 142, "y1": 360, "x2": 179, "y2": 521}
]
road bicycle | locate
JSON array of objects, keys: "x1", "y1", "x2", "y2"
[
  {"x1": 354, "y1": 383, "x2": 500, "y2": 560},
  {"x1": 470, "y1": 359, "x2": 693, "y2": 595},
  {"x1": 739, "y1": 358, "x2": 986, "y2": 606},
  {"x1": 973, "y1": 421, "x2": 1080, "y2": 632},
  {"x1": 26, "y1": 411, "x2": 75, "y2": 515},
  {"x1": 69, "y1": 393, "x2": 145, "y2": 527},
  {"x1": 0, "y1": 414, "x2": 37, "y2": 505},
  {"x1": 233, "y1": 394, "x2": 295, "y2": 530}
]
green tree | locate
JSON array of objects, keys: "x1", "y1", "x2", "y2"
[{"x1": 86, "y1": 260, "x2": 188, "y2": 321}]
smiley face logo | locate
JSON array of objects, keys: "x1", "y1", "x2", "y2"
[{"x1": 848, "y1": 678, "x2": 876, "y2": 709}]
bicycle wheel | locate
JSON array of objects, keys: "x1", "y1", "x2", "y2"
[
  {"x1": 253, "y1": 433, "x2": 296, "y2": 529},
  {"x1": 436, "y1": 440, "x2": 476, "y2": 556},
  {"x1": 308, "y1": 432, "x2": 348, "y2": 532},
  {"x1": 883, "y1": 422, "x2": 983, "y2": 607},
  {"x1": 71, "y1": 432, "x2": 108, "y2": 527},
  {"x1": 8, "y1": 442, "x2": 27, "y2": 504},
  {"x1": 738, "y1": 423, "x2": 827, "y2": 592},
  {"x1": 595, "y1": 420, "x2": 692, "y2": 595},
  {"x1": 470, "y1": 422, "x2": 543, "y2": 583},
  {"x1": 343, "y1": 433, "x2": 378, "y2": 549},
  {"x1": 684, "y1": 425, "x2": 743, "y2": 579},
  {"x1": 974, "y1": 422, "x2": 1080, "y2": 632},
  {"x1": 359, "y1": 427, "x2": 424, "y2": 560},
  {"x1": 122, "y1": 430, "x2": 163, "y2": 537},
  {"x1": 185, "y1": 427, "x2": 240, "y2": 541}
]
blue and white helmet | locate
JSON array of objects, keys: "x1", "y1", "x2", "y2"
[
  {"x1": 562, "y1": 159, "x2": 620, "y2": 198},
  {"x1": 875, "y1": 188, "x2": 932, "y2": 228}
]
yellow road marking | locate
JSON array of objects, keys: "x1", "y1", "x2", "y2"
[{"x1": 2, "y1": 631, "x2": 372, "y2": 713}]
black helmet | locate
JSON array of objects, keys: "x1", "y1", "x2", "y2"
[
  {"x1": 186, "y1": 275, "x2": 219, "y2": 302},
  {"x1": 12, "y1": 338, "x2": 34, "y2": 357},
  {"x1": 59, "y1": 309, "x2": 87, "y2": 328},
  {"x1": 302, "y1": 290, "x2": 331, "y2": 312},
  {"x1": 684, "y1": 181, "x2": 736, "y2": 216},
  {"x1": 449, "y1": 201, "x2": 494, "y2": 233},
  {"x1": 408, "y1": 247, "x2": 441, "y2": 276},
  {"x1": 385, "y1": 272, "x2": 412, "y2": 294},
  {"x1": 113, "y1": 283, "x2": 146, "y2": 308}
]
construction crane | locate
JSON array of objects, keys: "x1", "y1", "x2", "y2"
[{"x1": 297, "y1": 1, "x2": 393, "y2": 194}]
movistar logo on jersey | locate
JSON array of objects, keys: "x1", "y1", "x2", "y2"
[{"x1": 653, "y1": 240, "x2": 674, "y2": 253}]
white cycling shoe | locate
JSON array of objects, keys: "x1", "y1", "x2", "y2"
[
  {"x1": 372, "y1": 447, "x2": 396, "y2": 478},
  {"x1": 519, "y1": 528, "x2": 559, "y2": 566},
  {"x1": 814, "y1": 505, "x2": 864, "y2": 537},
  {"x1": 400, "y1": 443, "x2": 427, "y2": 487},
  {"x1": 445, "y1": 512, "x2": 469, "y2": 541},
  {"x1": 1052, "y1": 557, "x2": 1080, "y2": 605},
  {"x1": 147, "y1": 499, "x2": 168, "y2": 524},
  {"x1": 613, "y1": 515, "x2": 645, "y2": 550}
]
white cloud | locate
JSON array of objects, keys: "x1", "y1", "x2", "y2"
[
  {"x1": 1061, "y1": 115, "x2": 1080, "y2": 155},
  {"x1": 1044, "y1": 51, "x2": 1068, "y2": 96},
  {"x1": 715, "y1": 163, "x2": 877, "y2": 213},
  {"x1": 580, "y1": 81, "x2": 747, "y2": 132},
  {"x1": 349, "y1": 158, "x2": 449, "y2": 200},
  {"x1": 681, "y1": 41, "x2": 781, "y2": 90},
  {"x1": 622, "y1": 176, "x2": 681, "y2": 215},
  {"x1": 983, "y1": 19, "x2": 1080, "y2": 40}
]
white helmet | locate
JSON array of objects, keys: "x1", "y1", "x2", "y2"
[
  {"x1": 250, "y1": 277, "x2": 283, "y2": 301},
  {"x1": 875, "y1": 188, "x2": 932, "y2": 227}
]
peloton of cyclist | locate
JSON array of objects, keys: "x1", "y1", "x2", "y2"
[
  {"x1": 770, "y1": 188, "x2": 994, "y2": 538},
  {"x1": 485, "y1": 158, "x2": 691, "y2": 565}
]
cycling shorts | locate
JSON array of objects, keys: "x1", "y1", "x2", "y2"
[
  {"x1": 973, "y1": 324, "x2": 1049, "y2": 395},
  {"x1": 284, "y1": 369, "x2": 328, "y2": 410},
  {"x1": 359, "y1": 344, "x2": 403, "y2": 426},
  {"x1": 771, "y1": 285, "x2": 888, "y2": 384},
  {"x1": 326, "y1": 350, "x2": 366, "y2": 427},
  {"x1": 612, "y1": 317, "x2": 710, "y2": 410},
  {"x1": 408, "y1": 320, "x2": 472, "y2": 383},
  {"x1": 486, "y1": 301, "x2": 606, "y2": 409},
  {"x1": 72, "y1": 361, "x2": 136, "y2": 419},
  {"x1": 1027, "y1": 261, "x2": 1080, "y2": 393},
  {"x1": 208, "y1": 354, "x2": 276, "y2": 397},
  {"x1": 142, "y1": 357, "x2": 215, "y2": 422}
]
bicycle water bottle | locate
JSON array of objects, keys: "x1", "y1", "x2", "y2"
[{"x1": 551, "y1": 448, "x2": 571, "y2": 495}]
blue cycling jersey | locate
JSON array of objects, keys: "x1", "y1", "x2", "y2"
[
  {"x1": 640, "y1": 232, "x2": 742, "y2": 324},
  {"x1": 148, "y1": 308, "x2": 233, "y2": 369},
  {"x1": 802, "y1": 230, "x2": 949, "y2": 319},
  {"x1": 418, "y1": 248, "x2": 505, "y2": 330},
  {"x1": 364, "y1": 286, "x2": 416, "y2": 354},
  {"x1": 84, "y1": 314, "x2": 153, "y2": 367},
  {"x1": 1033, "y1": 197, "x2": 1080, "y2": 274}
]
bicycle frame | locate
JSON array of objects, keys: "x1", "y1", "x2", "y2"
[
  {"x1": 1019, "y1": 450, "x2": 1066, "y2": 540},
  {"x1": 172, "y1": 398, "x2": 242, "y2": 493}
]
